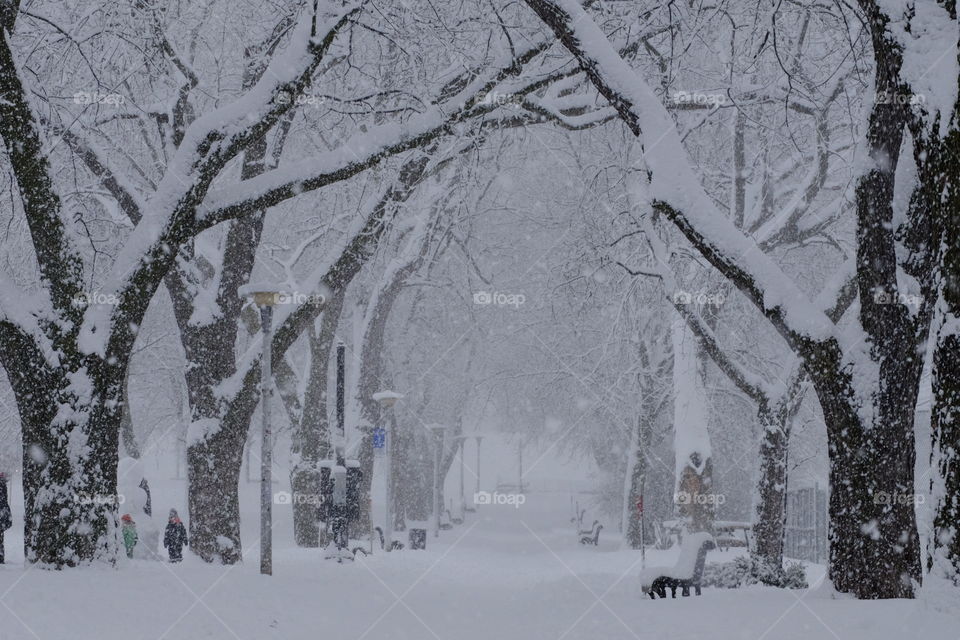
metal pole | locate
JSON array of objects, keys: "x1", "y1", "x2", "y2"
[
  {"x1": 260, "y1": 305, "x2": 273, "y2": 576},
  {"x1": 640, "y1": 476, "x2": 646, "y2": 569},
  {"x1": 517, "y1": 441, "x2": 523, "y2": 494},
  {"x1": 384, "y1": 411, "x2": 394, "y2": 550},
  {"x1": 458, "y1": 438, "x2": 464, "y2": 519},
  {"x1": 475, "y1": 436, "x2": 483, "y2": 498},
  {"x1": 433, "y1": 430, "x2": 441, "y2": 537}
]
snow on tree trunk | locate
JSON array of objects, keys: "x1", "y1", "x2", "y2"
[
  {"x1": 930, "y1": 310, "x2": 960, "y2": 583},
  {"x1": 21, "y1": 377, "x2": 124, "y2": 566},
  {"x1": 0, "y1": 19, "x2": 130, "y2": 565},
  {"x1": 929, "y1": 123, "x2": 960, "y2": 582},
  {"x1": 354, "y1": 270, "x2": 416, "y2": 534},
  {"x1": 621, "y1": 415, "x2": 648, "y2": 549},
  {"x1": 752, "y1": 404, "x2": 788, "y2": 569},
  {"x1": 179, "y1": 302, "x2": 258, "y2": 564},
  {"x1": 389, "y1": 411, "x2": 406, "y2": 531},
  {"x1": 671, "y1": 314, "x2": 714, "y2": 533},
  {"x1": 400, "y1": 426, "x2": 434, "y2": 524},
  {"x1": 290, "y1": 291, "x2": 344, "y2": 547},
  {"x1": 120, "y1": 370, "x2": 140, "y2": 460},
  {"x1": 352, "y1": 192, "x2": 436, "y2": 532},
  {"x1": 186, "y1": 413, "x2": 248, "y2": 564}
]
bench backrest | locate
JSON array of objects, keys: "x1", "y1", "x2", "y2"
[
  {"x1": 692, "y1": 539, "x2": 717, "y2": 582},
  {"x1": 671, "y1": 531, "x2": 715, "y2": 579}
]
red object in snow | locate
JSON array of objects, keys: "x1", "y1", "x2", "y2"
[{"x1": 636, "y1": 497, "x2": 644, "y2": 514}]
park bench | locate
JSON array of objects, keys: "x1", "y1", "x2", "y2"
[
  {"x1": 579, "y1": 521, "x2": 603, "y2": 545},
  {"x1": 659, "y1": 519, "x2": 751, "y2": 552},
  {"x1": 639, "y1": 532, "x2": 716, "y2": 598},
  {"x1": 570, "y1": 500, "x2": 603, "y2": 546},
  {"x1": 712, "y1": 520, "x2": 752, "y2": 552}
]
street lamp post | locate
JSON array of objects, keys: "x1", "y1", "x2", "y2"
[
  {"x1": 474, "y1": 435, "x2": 483, "y2": 501},
  {"x1": 238, "y1": 284, "x2": 291, "y2": 576},
  {"x1": 458, "y1": 437, "x2": 465, "y2": 520},
  {"x1": 373, "y1": 390, "x2": 403, "y2": 551},
  {"x1": 517, "y1": 441, "x2": 523, "y2": 495}
]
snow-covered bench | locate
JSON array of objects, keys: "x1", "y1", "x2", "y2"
[
  {"x1": 639, "y1": 531, "x2": 716, "y2": 598},
  {"x1": 713, "y1": 520, "x2": 751, "y2": 551}
]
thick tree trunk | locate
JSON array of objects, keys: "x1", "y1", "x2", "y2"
[
  {"x1": 11, "y1": 352, "x2": 126, "y2": 566},
  {"x1": 25, "y1": 404, "x2": 123, "y2": 565},
  {"x1": 752, "y1": 405, "x2": 788, "y2": 568},
  {"x1": 672, "y1": 316, "x2": 714, "y2": 533},
  {"x1": 930, "y1": 317, "x2": 960, "y2": 582},
  {"x1": 120, "y1": 369, "x2": 141, "y2": 459},
  {"x1": 808, "y1": 343, "x2": 922, "y2": 599},
  {"x1": 399, "y1": 425, "x2": 433, "y2": 524},
  {"x1": 390, "y1": 411, "x2": 407, "y2": 530},
  {"x1": 435, "y1": 422, "x2": 463, "y2": 517},
  {"x1": 180, "y1": 307, "x2": 253, "y2": 563},
  {"x1": 174, "y1": 27, "x2": 290, "y2": 561},
  {"x1": 354, "y1": 248, "x2": 429, "y2": 531},
  {"x1": 928, "y1": 124, "x2": 960, "y2": 582},
  {"x1": 355, "y1": 432, "x2": 375, "y2": 536},
  {"x1": 0, "y1": 7, "x2": 126, "y2": 566},
  {"x1": 186, "y1": 424, "x2": 245, "y2": 564},
  {"x1": 174, "y1": 194, "x2": 265, "y2": 563},
  {"x1": 290, "y1": 290, "x2": 345, "y2": 547},
  {"x1": 622, "y1": 415, "x2": 650, "y2": 549},
  {"x1": 178, "y1": 272, "x2": 266, "y2": 563}
]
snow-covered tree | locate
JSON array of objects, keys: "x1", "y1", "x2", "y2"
[
  {"x1": 521, "y1": 0, "x2": 960, "y2": 599},
  {"x1": 0, "y1": 0, "x2": 549, "y2": 566}
]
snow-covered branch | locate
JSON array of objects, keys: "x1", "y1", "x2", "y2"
[
  {"x1": 523, "y1": 0, "x2": 838, "y2": 352},
  {"x1": 78, "y1": 3, "x2": 361, "y2": 359},
  {"x1": 0, "y1": 19, "x2": 84, "y2": 318}
]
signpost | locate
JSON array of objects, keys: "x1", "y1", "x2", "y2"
[
  {"x1": 474, "y1": 435, "x2": 483, "y2": 503},
  {"x1": 637, "y1": 494, "x2": 645, "y2": 568}
]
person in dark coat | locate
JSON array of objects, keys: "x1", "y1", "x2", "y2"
[
  {"x1": 163, "y1": 508, "x2": 188, "y2": 563},
  {"x1": 0, "y1": 472, "x2": 11, "y2": 564}
]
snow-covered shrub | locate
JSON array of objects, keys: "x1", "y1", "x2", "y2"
[
  {"x1": 780, "y1": 561, "x2": 808, "y2": 589},
  {"x1": 702, "y1": 556, "x2": 808, "y2": 589},
  {"x1": 702, "y1": 556, "x2": 751, "y2": 588}
]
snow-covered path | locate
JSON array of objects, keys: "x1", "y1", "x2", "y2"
[{"x1": 0, "y1": 492, "x2": 957, "y2": 640}]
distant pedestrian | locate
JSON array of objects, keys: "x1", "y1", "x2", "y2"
[
  {"x1": 121, "y1": 514, "x2": 138, "y2": 559},
  {"x1": 164, "y1": 509, "x2": 188, "y2": 563},
  {"x1": 0, "y1": 472, "x2": 10, "y2": 564}
]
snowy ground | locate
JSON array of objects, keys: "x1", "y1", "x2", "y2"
[{"x1": 1, "y1": 489, "x2": 957, "y2": 640}]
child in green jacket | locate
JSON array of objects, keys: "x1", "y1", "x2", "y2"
[{"x1": 121, "y1": 514, "x2": 138, "y2": 559}]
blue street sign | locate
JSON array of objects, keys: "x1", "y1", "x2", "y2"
[{"x1": 372, "y1": 427, "x2": 386, "y2": 449}]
